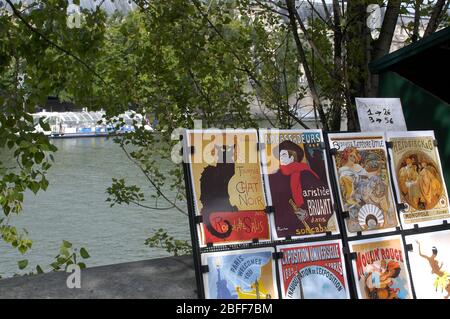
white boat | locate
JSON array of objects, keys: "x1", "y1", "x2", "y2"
[{"x1": 32, "y1": 110, "x2": 153, "y2": 138}]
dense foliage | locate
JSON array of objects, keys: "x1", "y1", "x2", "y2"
[{"x1": 0, "y1": 0, "x2": 448, "y2": 272}]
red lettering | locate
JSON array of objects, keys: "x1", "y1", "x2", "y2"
[{"x1": 356, "y1": 253, "x2": 364, "y2": 280}]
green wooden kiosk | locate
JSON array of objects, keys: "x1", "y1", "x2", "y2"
[{"x1": 370, "y1": 27, "x2": 450, "y2": 189}]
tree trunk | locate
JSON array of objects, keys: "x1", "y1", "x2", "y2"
[
  {"x1": 412, "y1": 0, "x2": 423, "y2": 42},
  {"x1": 328, "y1": 0, "x2": 343, "y2": 131},
  {"x1": 344, "y1": 0, "x2": 370, "y2": 131},
  {"x1": 369, "y1": 0, "x2": 401, "y2": 98},
  {"x1": 285, "y1": 0, "x2": 329, "y2": 130},
  {"x1": 424, "y1": 0, "x2": 446, "y2": 36},
  {"x1": 372, "y1": 0, "x2": 401, "y2": 61}
]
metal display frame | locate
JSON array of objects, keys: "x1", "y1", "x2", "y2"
[{"x1": 181, "y1": 129, "x2": 450, "y2": 299}]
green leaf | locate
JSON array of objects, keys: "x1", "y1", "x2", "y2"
[
  {"x1": 40, "y1": 177, "x2": 49, "y2": 191},
  {"x1": 80, "y1": 247, "x2": 90, "y2": 259},
  {"x1": 29, "y1": 182, "x2": 40, "y2": 194},
  {"x1": 19, "y1": 140, "x2": 31, "y2": 149},
  {"x1": 18, "y1": 259, "x2": 28, "y2": 270},
  {"x1": 40, "y1": 121, "x2": 51, "y2": 132},
  {"x1": 62, "y1": 240, "x2": 72, "y2": 248},
  {"x1": 36, "y1": 265, "x2": 44, "y2": 274},
  {"x1": 60, "y1": 246, "x2": 70, "y2": 257},
  {"x1": 34, "y1": 152, "x2": 44, "y2": 164},
  {"x1": 50, "y1": 262, "x2": 60, "y2": 270},
  {"x1": 18, "y1": 244, "x2": 28, "y2": 254}
]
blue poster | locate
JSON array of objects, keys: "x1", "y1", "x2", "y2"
[{"x1": 202, "y1": 248, "x2": 278, "y2": 299}]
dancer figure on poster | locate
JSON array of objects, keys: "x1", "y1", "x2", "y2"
[
  {"x1": 416, "y1": 240, "x2": 450, "y2": 299},
  {"x1": 364, "y1": 260, "x2": 403, "y2": 299}
]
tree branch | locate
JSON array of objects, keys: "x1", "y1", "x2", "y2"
[
  {"x1": 437, "y1": 0, "x2": 450, "y2": 27},
  {"x1": 192, "y1": 0, "x2": 310, "y2": 129},
  {"x1": 5, "y1": 0, "x2": 109, "y2": 87},
  {"x1": 119, "y1": 142, "x2": 188, "y2": 216},
  {"x1": 254, "y1": 0, "x2": 289, "y2": 17},
  {"x1": 412, "y1": 0, "x2": 423, "y2": 42},
  {"x1": 424, "y1": 0, "x2": 447, "y2": 36},
  {"x1": 286, "y1": 0, "x2": 328, "y2": 130},
  {"x1": 306, "y1": 0, "x2": 335, "y2": 30},
  {"x1": 292, "y1": 0, "x2": 348, "y2": 92},
  {"x1": 320, "y1": 0, "x2": 332, "y2": 21},
  {"x1": 373, "y1": 0, "x2": 401, "y2": 60},
  {"x1": 129, "y1": 200, "x2": 176, "y2": 211},
  {"x1": 187, "y1": 68, "x2": 214, "y2": 113}
]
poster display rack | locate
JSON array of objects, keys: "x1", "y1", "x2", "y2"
[{"x1": 181, "y1": 129, "x2": 450, "y2": 299}]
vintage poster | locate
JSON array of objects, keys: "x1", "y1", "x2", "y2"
[
  {"x1": 184, "y1": 129, "x2": 270, "y2": 246},
  {"x1": 327, "y1": 132, "x2": 399, "y2": 235},
  {"x1": 387, "y1": 131, "x2": 450, "y2": 228},
  {"x1": 277, "y1": 240, "x2": 350, "y2": 299},
  {"x1": 349, "y1": 235, "x2": 413, "y2": 299},
  {"x1": 201, "y1": 248, "x2": 278, "y2": 299},
  {"x1": 405, "y1": 230, "x2": 450, "y2": 299},
  {"x1": 259, "y1": 129, "x2": 338, "y2": 239},
  {"x1": 356, "y1": 98, "x2": 407, "y2": 132}
]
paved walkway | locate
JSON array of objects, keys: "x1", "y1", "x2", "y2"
[{"x1": 0, "y1": 255, "x2": 197, "y2": 299}]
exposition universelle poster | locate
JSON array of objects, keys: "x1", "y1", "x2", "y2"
[{"x1": 277, "y1": 239, "x2": 350, "y2": 299}]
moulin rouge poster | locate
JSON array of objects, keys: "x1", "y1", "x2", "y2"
[
  {"x1": 277, "y1": 240, "x2": 349, "y2": 299},
  {"x1": 387, "y1": 131, "x2": 450, "y2": 227},
  {"x1": 184, "y1": 129, "x2": 270, "y2": 246},
  {"x1": 259, "y1": 129, "x2": 338, "y2": 239},
  {"x1": 327, "y1": 132, "x2": 399, "y2": 235},
  {"x1": 349, "y1": 235, "x2": 413, "y2": 299},
  {"x1": 201, "y1": 248, "x2": 278, "y2": 299},
  {"x1": 406, "y1": 230, "x2": 450, "y2": 299}
]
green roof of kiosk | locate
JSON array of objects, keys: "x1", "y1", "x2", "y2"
[
  {"x1": 370, "y1": 27, "x2": 450, "y2": 104},
  {"x1": 370, "y1": 26, "x2": 450, "y2": 190},
  {"x1": 370, "y1": 26, "x2": 450, "y2": 73}
]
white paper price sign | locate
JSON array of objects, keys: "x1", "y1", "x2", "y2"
[{"x1": 356, "y1": 97, "x2": 407, "y2": 132}]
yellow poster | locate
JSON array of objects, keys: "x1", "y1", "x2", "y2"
[
  {"x1": 387, "y1": 131, "x2": 450, "y2": 227},
  {"x1": 327, "y1": 132, "x2": 399, "y2": 235},
  {"x1": 184, "y1": 129, "x2": 269, "y2": 246}
]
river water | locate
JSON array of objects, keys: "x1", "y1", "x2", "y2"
[{"x1": 0, "y1": 137, "x2": 189, "y2": 278}]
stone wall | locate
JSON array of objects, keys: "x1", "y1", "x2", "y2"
[{"x1": 0, "y1": 255, "x2": 197, "y2": 299}]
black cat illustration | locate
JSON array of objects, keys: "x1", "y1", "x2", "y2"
[{"x1": 199, "y1": 144, "x2": 238, "y2": 239}]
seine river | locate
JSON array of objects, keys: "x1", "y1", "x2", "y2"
[{"x1": 0, "y1": 137, "x2": 189, "y2": 278}]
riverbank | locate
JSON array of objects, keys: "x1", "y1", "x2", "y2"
[{"x1": 0, "y1": 255, "x2": 196, "y2": 299}]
